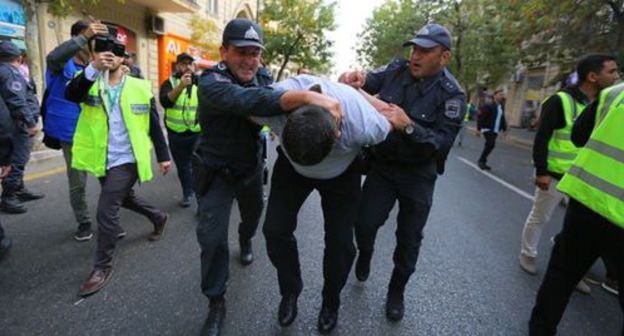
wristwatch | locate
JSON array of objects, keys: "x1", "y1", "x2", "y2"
[{"x1": 403, "y1": 122, "x2": 415, "y2": 135}]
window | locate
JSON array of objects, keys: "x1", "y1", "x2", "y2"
[{"x1": 207, "y1": 0, "x2": 218, "y2": 15}]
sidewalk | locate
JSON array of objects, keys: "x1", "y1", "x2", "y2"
[{"x1": 465, "y1": 121, "x2": 535, "y2": 148}]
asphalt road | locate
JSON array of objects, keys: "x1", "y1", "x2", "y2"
[{"x1": 0, "y1": 131, "x2": 620, "y2": 335}]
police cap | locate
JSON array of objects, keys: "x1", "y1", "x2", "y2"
[
  {"x1": 403, "y1": 23, "x2": 452, "y2": 50},
  {"x1": 222, "y1": 18, "x2": 264, "y2": 50},
  {"x1": 0, "y1": 41, "x2": 22, "y2": 58}
]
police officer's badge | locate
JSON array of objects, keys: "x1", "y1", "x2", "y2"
[
  {"x1": 217, "y1": 63, "x2": 227, "y2": 70},
  {"x1": 245, "y1": 27, "x2": 260, "y2": 41},
  {"x1": 444, "y1": 99, "x2": 462, "y2": 119},
  {"x1": 417, "y1": 27, "x2": 429, "y2": 36},
  {"x1": 9, "y1": 80, "x2": 22, "y2": 92}
]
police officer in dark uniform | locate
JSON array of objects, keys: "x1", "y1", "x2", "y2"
[
  {"x1": 0, "y1": 93, "x2": 15, "y2": 260},
  {"x1": 194, "y1": 19, "x2": 341, "y2": 336},
  {"x1": 0, "y1": 41, "x2": 43, "y2": 214},
  {"x1": 340, "y1": 23, "x2": 466, "y2": 321}
]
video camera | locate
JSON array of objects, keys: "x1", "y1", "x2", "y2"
[{"x1": 93, "y1": 25, "x2": 125, "y2": 57}]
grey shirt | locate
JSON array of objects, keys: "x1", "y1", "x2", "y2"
[{"x1": 253, "y1": 75, "x2": 390, "y2": 179}]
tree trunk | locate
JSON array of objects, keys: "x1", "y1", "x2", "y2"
[
  {"x1": 277, "y1": 54, "x2": 291, "y2": 81},
  {"x1": 23, "y1": 0, "x2": 43, "y2": 97},
  {"x1": 276, "y1": 32, "x2": 304, "y2": 81}
]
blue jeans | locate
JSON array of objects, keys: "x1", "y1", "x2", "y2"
[
  {"x1": 1, "y1": 128, "x2": 33, "y2": 194},
  {"x1": 167, "y1": 131, "x2": 199, "y2": 198}
]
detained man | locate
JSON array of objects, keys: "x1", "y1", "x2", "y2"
[{"x1": 252, "y1": 74, "x2": 412, "y2": 334}]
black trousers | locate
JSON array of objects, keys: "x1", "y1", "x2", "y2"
[
  {"x1": 478, "y1": 131, "x2": 498, "y2": 164},
  {"x1": 529, "y1": 198, "x2": 624, "y2": 336},
  {"x1": 196, "y1": 166, "x2": 263, "y2": 299},
  {"x1": 94, "y1": 163, "x2": 166, "y2": 270},
  {"x1": 0, "y1": 218, "x2": 4, "y2": 242},
  {"x1": 167, "y1": 131, "x2": 199, "y2": 198},
  {"x1": 1, "y1": 128, "x2": 33, "y2": 194},
  {"x1": 355, "y1": 162, "x2": 436, "y2": 293},
  {"x1": 263, "y1": 150, "x2": 361, "y2": 310}
]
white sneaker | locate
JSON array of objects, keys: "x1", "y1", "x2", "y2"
[
  {"x1": 575, "y1": 279, "x2": 592, "y2": 295},
  {"x1": 519, "y1": 255, "x2": 537, "y2": 275}
]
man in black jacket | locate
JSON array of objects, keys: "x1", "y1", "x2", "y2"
[
  {"x1": 195, "y1": 19, "x2": 341, "y2": 336},
  {"x1": 477, "y1": 89, "x2": 507, "y2": 170}
]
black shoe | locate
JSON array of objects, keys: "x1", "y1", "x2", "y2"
[
  {"x1": 73, "y1": 224, "x2": 93, "y2": 242},
  {"x1": 201, "y1": 298, "x2": 226, "y2": 336},
  {"x1": 386, "y1": 290, "x2": 404, "y2": 321},
  {"x1": 239, "y1": 238, "x2": 253, "y2": 266},
  {"x1": 15, "y1": 188, "x2": 44, "y2": 202},
  {"x1": 0, "y1": 237, "x2": 12, "y2": 261},
  {"x1": 278, "y1": 294, "x2": 298, "y2": 327},
  {"x1": 317, "y1": 304, "x2": 338, "y2": 335},
  {"x1": 478, "y1": 162, "x2": 491, "y2": 170},
  {"x1": 0, "y1": 195, "x2": 26, "y2": 214},
  {"x1": 355, "y1": 250, "x2": 372, "y2": 282}
]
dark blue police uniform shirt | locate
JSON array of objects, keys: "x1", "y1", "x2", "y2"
[
  {"x1": 197, "y1": 62, "x2": 284, "y2": 176},
  {"x1": 363, "y1": 59, "x2": 466, "y2": 173}
]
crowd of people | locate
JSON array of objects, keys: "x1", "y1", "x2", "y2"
[{"x1": 0, "y1": 15, "x2": 622, "y2": 336}]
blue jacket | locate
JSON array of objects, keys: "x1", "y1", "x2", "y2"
[{"x1": 43, "y1": 58, "x2": 84, "y2": 143}]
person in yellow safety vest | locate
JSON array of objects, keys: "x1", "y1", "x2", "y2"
[
  {"x1": 529, "y1": 80, "x2": 624, "y2": 336},
  {"x1": 159, "y1": 53, "x2": 200, "y2": 208},
  {"x1": 65, "y1": 31, "x2": 172, "y2": 298},
  {"x1": 519, "y1": 55, "x2": 619, "y2": 294}
]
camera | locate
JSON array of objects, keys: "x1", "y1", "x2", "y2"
[{"x1": 93, "y1": 26, "x2": 125, "y2": 57}]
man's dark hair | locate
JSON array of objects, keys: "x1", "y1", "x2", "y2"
[
  {"x1": 71, "y1": 21, "x2": 89, "y2": 37},
  {"x1": 282, "y1": 104, "x2": 336, "y2": 166},
  {"x1": 493, "y1": 89, "x2": 504, "y2": 95},
  {"x1": 577, "y1": 53, "x2": 616, "y2": 82}
]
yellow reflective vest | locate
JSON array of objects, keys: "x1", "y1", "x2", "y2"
[
  {"x1": 557, "y1": 82, "x2": 624, "y2": 227},
  {"x1": 72, "y1": 75, "x2": 155, "y2": 183},
  {"x1": 547, "y1": 92, "x2": 586, "y2": 174},
  {"x1": 164, "y1": 77, "x2": 200, "y2": 133}
]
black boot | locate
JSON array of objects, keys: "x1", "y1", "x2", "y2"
[
  {"x1": 278, "y1": 294, "x2": 298, "y2": 326},
  {"x1": 15, "y1": 188, "x2": 44, "y2": 202},
  {"x1": 0, "y1": 193, "x2": 26, "y2": 214},
  {"x1": 355, "y1": 249, "x2": 372, "y2": 282},
  {"x1": 317, "y1": 303, "x2": 338, "y2": 334},
  {"x1": 385, "y1": 289, "x2": 405, "y2": 321},
  {"x1": 239, "y1": 237, "x2": 253, "y2": 266},
  {"x1": 201, "y1": 298, "x2": 226, "y2": 336}
]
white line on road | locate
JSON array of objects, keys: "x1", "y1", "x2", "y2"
[
  {"x1": 456, "y1": 156, "x2": 535, "y2": 202},
  {"x1": 73, "y1": 299, "x2": 84, "y2": 306}
]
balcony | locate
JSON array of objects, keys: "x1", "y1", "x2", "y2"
[{"x1": 130, "y1": 0, "x2": 200, "y2": 13}]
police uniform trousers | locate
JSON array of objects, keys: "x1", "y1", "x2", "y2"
[
  {"x1": 263, "y1": 148, "x2": 360, "y2": 309},
  {"x1": 355, "y1": 160, "x2": 436, "y2": 293},
  {"x1": 196, "y1": 164, "x2": 263, "y2": 299},
  {"x1": 94, "y1": 163, "x2": 166, "y2": 270},
  {"x1": 529, "y1": 198, "x2": 624, "y2": 336},
  {"x1": 1, "y1": 128, "x2": 33, "y2": 194},
  {"x1": 167, "y1": 130, "x2": 199, "y2": 198}
]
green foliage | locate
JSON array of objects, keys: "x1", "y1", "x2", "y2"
[
  {"x1": 189, "y1": 15, "x2": 220, "y2": 60},
  {"x1": 260, "y1": 0, "x2": 337, "y2": 80},
  {"x1": 44, "y1": 0, "x2": 125, "y2": 17}
]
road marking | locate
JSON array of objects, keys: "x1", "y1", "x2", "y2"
[
  {"x1": 24, "y1": 166, "x2": 66, "y2": 182},
  {"x1": 73, "y1": 298, "x2": 84, "y2": 306},
  {"x1": 456, "y1": 156, "x2": 535, "y2": 201}
]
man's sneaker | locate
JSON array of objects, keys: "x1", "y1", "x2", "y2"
[
  {"x1": 179, "y1": 195, "x2": 192, "y2": 208},
  {"x1": 148, "y1": 213, "x2": 168, "y2": 241},
  {"x1": 73, "y1": 225, "x2": 93, "y2": 242},
  {"x1": 518, "y1": 255, "x2": 537, "y2": 275},
  {"x1": 478, "y1": 162, "x2": 492, "y2": 170},
  {"x1": 575, "y1": 279, "x2": 592, "y2": 295},
  {"x1": 14, "y1": 188, "x2": 44, "y2": 202},
  {"x1": 602, "y1": 279, "x2": 619, "y2": 296}
]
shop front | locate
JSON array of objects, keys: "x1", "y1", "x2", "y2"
[
  {"x1": 158, "y1": 33, "x2": 217, "y2": 84},
  {"x1": 0, "y1": 0, "x2": 26, "y2": 49}
]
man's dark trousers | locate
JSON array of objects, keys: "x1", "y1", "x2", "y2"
[
  {"x1": 196, "y1": 166, "x2": 263, "y2": 299},
  {"x1": 478, "y1": 131, "x2": 498, "y2": 165},
  {"x1": 355, "y1": 161, "x2": 436, "y2": 293},
  {"x1": 263, "y1": 149, "x2": 360, "y2": 310},
  {"x1": 94, "y1": 163, "x2": 166, "y2": 270},
  {"x1": 0, "y1": 219, "x2": 4, "y2": 242},
  {"x1": 1, "y1": 129, "x2": 33, "y2": 194},
  {"x1": 167, "y1": 130, "x2": 199, "y2": 198},
  {"x1": 529, "y1": 198, "x2": 624, "y2": 336}
]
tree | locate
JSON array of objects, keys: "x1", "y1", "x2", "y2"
[
  {"x1": 189, "y1": 14, "x2": 220, "y2": 60},
  {"x1": 260, "y1": 0, "x2": 337, "y2": 80}
]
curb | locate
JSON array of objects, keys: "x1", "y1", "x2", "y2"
[
  {"x1": 466, "y1": 126, "x2": 533, "y2": 148},
  {"x1": 30, "y1": 149, "x2": 63, "y2": 163}
]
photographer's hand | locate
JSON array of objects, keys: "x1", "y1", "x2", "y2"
[
  {"x1": 178, "y1": 73, "x2": 193, "y2": 89},
  {"x1": 92, "y1": 51, "x2": 115, "y2": 71},
  {"x1": 83, "y1": 22, "x2": 109, "y2": 39}
]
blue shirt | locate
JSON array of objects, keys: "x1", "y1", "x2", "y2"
[
  {"x1": 253, "y1": 75, "x2": 390, "y2": 179},
  {"x1": 85, "y1": 64, "x2": 136, "y2": 170}
]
